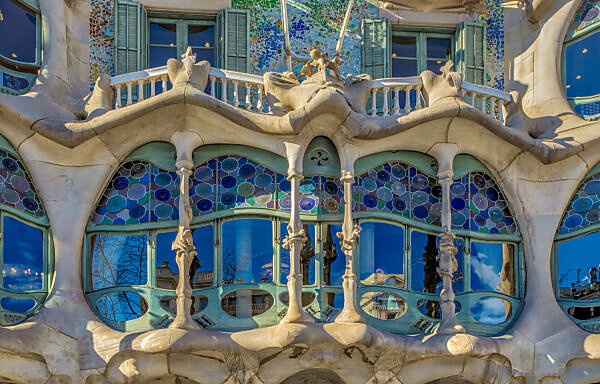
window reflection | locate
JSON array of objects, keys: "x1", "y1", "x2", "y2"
[
  {"x1": 0, "y1": 0, "x2": 37, "y2": 64},
  {"x1": 280, "y1": 223, "x2": 315, "y2": 285},
  {"x1": 96, "y1": 291, "x2": 148, "y2": 322},
  {"x1": 564, "y1": 32, "x2": 600, "y2": 99},
  {"x1": 220, "y1": 289, "x2": 274, "y2": 318},
  {"x1": 222, "y1": 219, "x2": 273, "y2": 284},
  {"x1": 558, "y1": 232, "x2": 600, "y2": 300},
  {"x1": 323, "y1": 223, "x2": 344, "y2": 287},
  {"x1": 471, "y1": 242, "x2": 515, "y2": 295},
  {"x1": 360, "y1": 222, "x2": 404, "y2": 288},
  {"x1": 2, "y1": 216, "x2": 43, "y2": 291},
  {"x1": 90, "y1": 233, "x2": 147, "y2": 290},
  {"x1": 360, "y1": 291, "x2": 405, "y2": 320}
]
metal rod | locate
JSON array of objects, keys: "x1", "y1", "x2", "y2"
[
  {"x1": 279, "y1": 0, "x2": 293, "y2": 72},
  {"x1": 335, "y1": 0, "x2": 354, "y2": 56}
]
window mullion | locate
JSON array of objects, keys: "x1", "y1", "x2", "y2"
[
  {"x1": 0, "y1": 211, "x2": 3, "y2": 290},
  {"x1": 464, "y1": 237, "x2": 471, "y2": 292}
]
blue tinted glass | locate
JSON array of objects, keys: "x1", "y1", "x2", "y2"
[
  {"x1": 0, "y1": 71, "x2": 30, "y2": 91},
  {"x1": 558, "y1": 232, "x2": 600, "y2": 299},
  {"x1": 3, "y1": 216, "x2": 43, "y2": 291},
  {"x1": 427, "y1": 38, "x2": 451, "y2": 59},
  {"x1": 192, "y1": 48, "x2": 216, "y2": 66},
  {"x1": 470, "y1": 297, "x2": 509, "y2": 325},
  {"x1": 470, "y1": 242, "x2": 515, "y2": 295},
  {"x1": 392, "y1": 59, "x2": 417, "y2": 77},
  {"x1": 188, "y1": 25, "x2": 214, "y2": 48},
  {"x1": 96, "y1": 291, "x2": 147, "y2": 322},
  {"x1": 280, "y1": 223, "x2": 316, "y2": 285},
  {"x1": 392, "y1": 35, "x2": 416, "y2": 57},
  {"x1": 360, "y1": 222, "x2": 404, "y2": 288},
  {"x1": 192, "y1": 225, "x2": 214, "y2": 288},
  {"x1": 427, "y1": 60, "x2": 448, "y2": 74},
  {"x1": 222, "y1": 219, "x2": 273, "y2": 284},
  {"x1": 564, "y1": 32, "x2": 600, "y2": 98},
  {"x1": 410, "y1": 231, "x2": 463, "y2": 293},
  {"x1": 1, "y1": 296, "x2": 35, "y2": 312},
  {"x1": 155, "y1": 231, "x2": 177, "y2": 289},
  {"x1": 0, "y1": 0, "x2": 37, "y2": 63},
  {"x1": 149, "y1": 46, "x2": 177, "y2": 70},
  {"x1": 149, "y1": 23, "x2": 176, "y2": 46},
  {"x1": 323, "y1": 224, "x2": 345, "y2": 286},
  {"x1": 90, "y1": 233, "x2": 147, "y2": 290}
]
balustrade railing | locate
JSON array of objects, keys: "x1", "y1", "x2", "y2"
[{"x1": 107, "y1": 65, "x2": 511, "y2": 124}]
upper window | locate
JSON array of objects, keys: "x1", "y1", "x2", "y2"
[
  {"x1": 563, "y1": 1, "x2": 600, "y2": 119},
  {"x1": 0, "y1": 0, "x2": 41, "y2": 95},
  {"x1": 0, "y1": 135, "x2": 50, "y2": 327},
  {"x1": 391, "y1": 29, "x2": 453, "y2": 77}
]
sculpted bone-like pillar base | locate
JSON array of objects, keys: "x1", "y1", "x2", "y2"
[
  {"x1": 335, "y1": 170, "x2": 365, "y2": 324},
  {"x1": 170, "y1": 160, "x2": 200, "y2": 330}
]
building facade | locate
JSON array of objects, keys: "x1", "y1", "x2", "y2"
[{"x1": 0, "y1": 0, "x2": 599, "y2": 382}]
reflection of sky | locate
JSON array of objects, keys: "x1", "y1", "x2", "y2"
[
  {"x1": 156, "y1": 226, "x2": 214, "y2": 277},
  {"x1": 3, "y1": 216, "x2": 43, "y2": 291},
  {"x1": 558, "y1": 231, "x2": 600, "y2": 288},
  {"x1": 1, "y1": 296, "x2": 36, "y2": 312},
  {"x1": 326, "y1": 224, "x2": 346, "y2": 286},
  {"x1": 90, "y1": 233, "x2": 147, "y2": 290},
  {"x1": 96, "y1": 291, "x2": 145, "y2": 322},
  {"x1": 470, "y1": 242, "x2": 504, "y2": 291},
  {"x1": 280, "y1": 223, "x2": 315, "y2": 284},
  {"x1": 359, "y1": 222, "x2": 404, "y2": 283},
  {"x1": 410, "y1": 231, "x2": 463, "y2": 293},
  {"x1": 470, "y1": 297, "x2": 507, "y2": 325},
  {"x1": 565, "y1": 32, "x2": 600, "y2": 98},
  {"x1": 222, "y1": 219, "x2": 273, "y2": 283}
]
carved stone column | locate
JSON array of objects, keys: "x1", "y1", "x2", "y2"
[
  {"x1": 335, "y1": 170, "x2": 365, "y2": 324},
  {"x1": 281, "y1": 168, "x2": 314, "y2": 324},
  {"x1": 431, "y1": 144, "x2": 465, "y2": 334},
  {"x1": 170, "y1": 159, "x2": 200, "y2": 330}
]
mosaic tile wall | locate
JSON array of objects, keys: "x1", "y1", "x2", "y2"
[{"x1": 88, "y1": 0, "x2": 505, "y2": 88}]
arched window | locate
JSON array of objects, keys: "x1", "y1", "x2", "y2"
[
  {"x1": 554, "y1": 164, "x2": 600, "y2": 332},
  {"x1": 0, "y1": 0, "x2": 41, "y2": 95},
  {"x1": 354, "y1": 152, "x2": 523, "y2": 335},
  {"x1": 563, "y1": 1, "x2": 600, "y2": 120},
  {"x1": 0, "y1": 135, "x2": 50, "y2": 326}
]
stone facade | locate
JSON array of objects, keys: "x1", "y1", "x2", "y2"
[{"x1": 1, "y1": 0, "x2": 600, "y2": 383}]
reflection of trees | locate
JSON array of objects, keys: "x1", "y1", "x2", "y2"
[
  {"x1": 300, "y1": 224, "x2": 315, "y2": 285},
  {"x1": 323, "y1": 224, "x2": 338, "y2": 306},
  {"x1": 90, "y1": 234, "x2": 147, "y2": 320},
  {"x1": 222, "y1": 250, "x2": 253, "y2": 284},
  {"x1": 422, "y1": 234, "x2": 441, "y2": 318}
]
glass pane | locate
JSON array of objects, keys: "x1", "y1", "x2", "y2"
[
  {"x1": 90, "y1": 233, "x2": 147, "y2": 290},
  {"x1": 95, "y1": 291, "x2": 148, "y2": 322},
  {"x1": 149, "y1": 22, "x2": 176, "y2": 46},
  {"x1": 280, "y1": 223, "x2": 316, "y2": 285},
  {"x1": 427, "y1": 38, "x2": 451, "y2": 59},
  {"x1": 0, "y1": 0, "x2": 37, "y2": 63},
  {"x1": 323, "y1": 224, "x2": 345, "y2": 286},
  {"x1": 558, "y1": 232, "x2": 600, "y2": 299},
  {"x1": 222, "y1": 219, "x2": 273, "y2": 284},
  {"x1": 410, "y1": 231, "x2": 463, "y2": 294},
  {"x1": 470, "y1": 297, "x2": 510, "y2": 325},
  {"x1": 3, "y1": 216, "x2": 43, "y2": 291},
  {"x1": 360, "y1": 222, "x2": 404, "y2": 288},
  {"x1": 470, "y1": 242, "x2": 515, "y2": 295},
  {"x1": 155, "y1": 230, "x2": 178, "y2": 289},
  {"x1": 220, "y1": 289, "x2": 274, "y2": 318},
  {"x1": 0, "y1": 71, "x2": 30, "y2": 91},
  {"x1": 564, "y1": 32, "x2": 600, "y2": 98},
  {"x1": 149, "y1": 46, "x2": 177, "y2": 70},
  {"x1": 360, "y1": 291, "x2": 405, "y2": 320},
  {"x1": 392, "y1": 59, "x2": 418, "y2": 77},
  {"x1": 192, "y1": 226, "x2": 214, "y2": 288},
  {"x1": 188, "y1": 24, "x2": 215, "y2": 47},
  {"x1": 192, "y1": 48, "x2": 216, "y2": 66},
  {"x1": 392, "y1": 35, "x2": 416, "y2": 58},
  {"x1": 427, "y1": 60, "x2": 448, "y2": 74},
  {"x1": 160, "y1": 294, "x2": 208, "y2": 315},
  {"x1": 0, "y1": 296, "x2": 35, "y2": 312}
]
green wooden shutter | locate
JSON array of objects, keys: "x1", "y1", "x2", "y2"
[
  {"x1": 455, "y1": 21, "x2": 486, "y2": 85},
  {"x1": 361, "y1": 18, "x2": 390, "y2": 79},
  {"x1": 114, "y1": 0, "x2": 147, "y2": 75},
  {"x1": 217, "y1": 8, "x2": 250, "y2": 73}
]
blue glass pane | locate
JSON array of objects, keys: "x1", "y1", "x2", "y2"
[
  {"x1": 392, "y1": 59, "x2": 417, "y2": 77},
  {"x1": 149, "y1": 22, "x2": 176, "y2": 46},
  {"x1": 558, "y1": 231, "x2": 600, "y2": 300},
  {"x1": 192, "y1": 225, "x2": 214, "y2": 288},
  {"x1": 470, "y1": 297, "x2": 510, "y2": 325},
  {"x1": 3, "y1": 216, "x2": 43, "y2": 291},
  {"x1": 95, "y1": 291, "x2": 148, "y2": 322},
  {"x1": 188, "y1": 25, "x2": 215, "y2": 59},
  {"x1": 155, "y1": 230, "x2": 178, "y2": 289},
  {"x1": 90, "y1": 233, "x2": 147, "y2": 290},
  {"x1": 192, "y1": 48, "x2": 216, "y2": 66},
  {"x1": 1, "y1": 296, "x2": 35, "y2": 312},
  {"x1": 149, "y1": 46, "x2": 177, "y2": 69},
  {"x1": 323, "y1": 224, "x2": 345, "y2": 286},
  {"x1": 427, "y1": 60, "x2": 448, "y2": 74},
  {"x1": 280, "y1": 223, "x2": 316, "y2": 285},
  {"x1": 470, "y1": 242, "x2": 515, "y2": 295},
  {"x1": 564, "y1": 31, "x2": 600, "y2": 98},
  {"x1": 0, "y1": 71, "x2": 30, "y2": 91},
  {"x1": 359, "y1": 222, "x2": 404, "y2": 288},
  {"x1": 0, "y1": 0, "x2": 37, "y2": 63},
  {"x1": 222, "y1": 219, "x2": 273, "y2": 284},
  {"x1": 410, "y1": 231, "x2": 463, "y2": 294},
  {"x1": 392, "y1": 35, "x2": 416, "y2": 58},
  {"x1": 427, "y1": 38, "x2": 451, "y2": 59}
]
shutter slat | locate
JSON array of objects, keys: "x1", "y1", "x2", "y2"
[
  {"x1": 114, "y1": 0, "x2": 146, "y2": 75},
  {"x1": 455, "y1": 21, "x2": 486, "y2": 85},
  {"x1": 218, "y1": 8, "x2": 250, "y2": 73},
  {"x1": 361, "y1": 18, "x2": 390, "y2": 79}
]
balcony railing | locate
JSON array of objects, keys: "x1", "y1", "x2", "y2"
[{"x1": 108, "y1": 65, "x2": 512, "y2": 124}]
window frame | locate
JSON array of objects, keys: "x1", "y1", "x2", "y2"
[{"x1": 391, "y1": 26, "x2": 455, "y2": 77}]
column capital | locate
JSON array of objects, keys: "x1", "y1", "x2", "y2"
[
  {"x1": 175, "y1": 160, "x2": 194, "y2": 171},
  {"x1": 340, "y1": 170, "x2": 354, "y2": 183},
  {"x1": 287, "y1": 168, "x2": 303, "y2": 181}
]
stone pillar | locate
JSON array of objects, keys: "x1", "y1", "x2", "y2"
[
  {"x1": 430, "y1": 144, "x2": 465, "y2": 334},
  {"x1": 170, "y1": 159, "x2": 200, "y2": 330},
  {"x1": 281, "y1": 168, "x2": 314, "y2": 323},
  {"x1": 335, "y1": 170, "x2": 365, "y2": 324}
]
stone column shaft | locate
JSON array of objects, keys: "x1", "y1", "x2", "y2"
[
  {"x1": 170, "y1": 160, "x2": 199, "y2": 329},
  {"x1": 281, "y1": 169, "x2": 313, "y2": 323},
  {"x1": 335, "y1": 170, "x2": 365, "y2": 323}
]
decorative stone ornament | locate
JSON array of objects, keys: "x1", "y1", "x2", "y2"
[
  {"x1": 167, "y1": 47, "x2": 210, "y2": 90},
  {"x1": 382, "y1": 0, "x2": 486, "y2": 13},
  {"x1": 419, "y1": 61, "x2": 463, "y2": 106},
  {"x1": 84, "y1": 74, "x2": 114, "y2": 118}
]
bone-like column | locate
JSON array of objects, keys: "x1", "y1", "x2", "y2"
[
  {"x1": 335, "y1": 170, "x2": 365, "y2": 323},
  {"x1": 170, "y1": 159, "x2": 200, "y2": 329},
  {"x1": 281, "y1": 167, "x2": 314, "y2": 323},
  {"x1": 430, "y1": 144, "x2": 465, "y2": 334}
]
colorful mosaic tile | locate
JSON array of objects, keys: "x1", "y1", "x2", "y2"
[
  {"x1": 568, "y1": 0, "x2": 600, "y2": 36},
  {"x1": 92, "y1": 161, "x2": 179, "y2": 225},
  {"x1": 410, "y1": 167, "x2": 441, "y2": 226},
  {"x1": 90, "y1": 0, "x2": 115, "y2": 85},
  {"x1": 559, "y1": 173, "x2": 600, "y2": 234},
  {"x1": 0, "y1": 150, "x2": 45, "y2": 218},
  {"x1": 476, "y1": 0, "x2": 505, "y2": 90},
  {"x1": 450, "y1": 175, "x2": 470, "y2": 230},
  {"x1": 190, "y1": 158, "x2": 218, "y2": 216},
  {"x1": 468, "y1": 171, "x2": 516, "y2": 234},
  {"x1": 298, "y1": 176, "x2": 320, "y2": 214}
]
